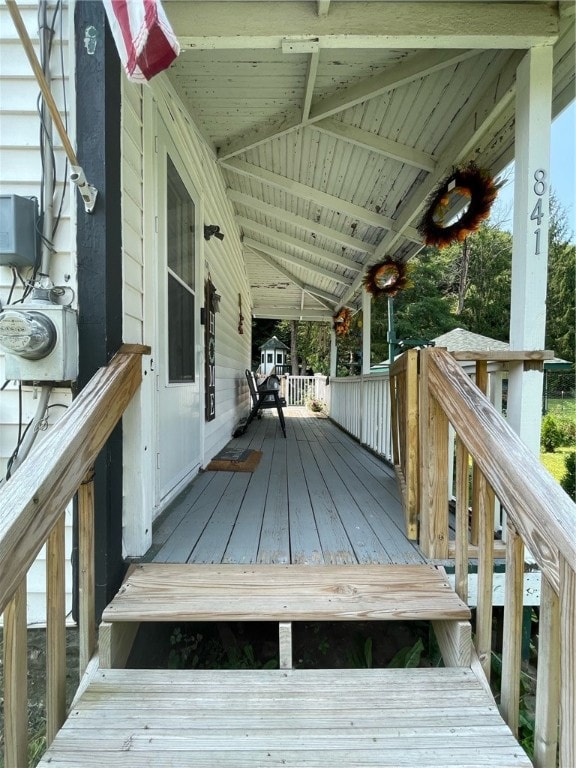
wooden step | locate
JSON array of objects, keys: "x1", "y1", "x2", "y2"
[
  {"x1": 102, "y1": 563, "x2": 470, "y2": 623},
  {"x1": 38, "y1": 667, "x2": 531, "y2": 767}
]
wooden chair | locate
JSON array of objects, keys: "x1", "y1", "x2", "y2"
[{"x1": 245, "y1": 370, "x2": 286, "y2": 438}]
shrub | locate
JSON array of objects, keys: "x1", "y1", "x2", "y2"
[
  {"x1": 556, "y1": 416, "x2": 576, "y2": 446},
  {"x1": 541, "y1": 414, "x2": 562, "y2": 453},
  {"x1": 561, "y1": 452, "x2": 576, "y2": 500}
]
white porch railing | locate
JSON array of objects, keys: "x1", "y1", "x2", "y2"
[
  {"x1": 329, "y1": 374, "x2": 392, "y2": 462},
  {"x1": 282, "y1": 375, "x2": 330, "y2": 407}
]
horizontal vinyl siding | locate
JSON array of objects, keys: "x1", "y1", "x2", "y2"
[
  {"x1": 0, "y1": 2, "x2": 75, "y2": 625},
  {"x1": 152, "y1": 78, "x2": 253, "y2": 468}
]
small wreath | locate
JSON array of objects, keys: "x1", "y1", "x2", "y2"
[
  {"x1": 418, "y1": 162, "x2": 501, "y2": 248},
  {"x1": 333, "y1": 307, "x2": 351, "y2": 336},
  {"x1": 363, "y1": 258, "x2": 410, "y2": 299}
]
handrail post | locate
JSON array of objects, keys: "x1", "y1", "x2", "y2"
[
  {"x1": 46, "y1": 512, "x2": 67, "y2": 744},
  {"x1": 3, "y1": 581, "x2": 28, "y2": 768},
  {"x1": 419, "y1": 349, "x2": 449, "y2": 559},
  {"x1": 79, "y1": 468, "x2": 96, "y2": 676},
  {"x1": 500, "y1": 522, "x2": 524, "y2": 733},
  {"x1": 405, "y1": 350, "x2": 419, "y2": 540},
  {"x1": 534, "y1": 576, "x2": 560, "y2": 767},
  {"x1": 560, "y1": 557, "x2": 575, "y2": 766}
]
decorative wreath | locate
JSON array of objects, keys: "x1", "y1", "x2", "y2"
[
  {"x1": 333, "y1": 307, "x2": 352, "y2": 336},
  {"x1": 363, "y1": 258, "x2": 410, "y2": 299},
  {"x1": 418, "y1": 162, "x2": 501, "y2": 248}
]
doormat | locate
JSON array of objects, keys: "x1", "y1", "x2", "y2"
[{"x1": 206, "y1": 449, "x2": 262, "y2": 473}]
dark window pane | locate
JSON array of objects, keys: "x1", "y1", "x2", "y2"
[
  {"x1": 167, "y1": 156, "x2": 195, "y2": 289},
  {"x1": 168, "y1": 274, "x2": 195, "y2": 382}
]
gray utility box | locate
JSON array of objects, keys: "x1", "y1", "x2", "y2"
[
  {"x1": 0, "y1": 195, "x2": 39, "y2": 268},
  {"x1": 2, "y1": 304, "x2": 78, "y2": 382}
]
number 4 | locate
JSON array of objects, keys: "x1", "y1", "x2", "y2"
[{"x1": 530, "y1": 197, "x2": 544, "y2": 226}]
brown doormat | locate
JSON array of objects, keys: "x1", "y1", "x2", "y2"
[{"x1": 206, "y1": 449, "x2": 262, "y2": 473}]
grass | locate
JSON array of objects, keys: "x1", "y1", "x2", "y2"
[
  {"x1": 546, "y1": 396, "x2": 576, "y2": 419},
  {"x1": 540, "y1": 445, "x2": 573, "y2": 483}
]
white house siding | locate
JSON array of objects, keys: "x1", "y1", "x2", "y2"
[
  {"x1": 120, "y1": 75, "x2": 253, "y2": 556},
  {"x1": 0, "y1": 1, "x2": 75, "y2": 624}
]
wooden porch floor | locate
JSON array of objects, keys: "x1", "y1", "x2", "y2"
[{"x1": 143, "y1": 408, "x2": 424, "y2": 566}]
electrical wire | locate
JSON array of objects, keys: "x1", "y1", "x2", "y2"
[{"x1": 3, "y1": 400, "x2": 68, "y2": 482}]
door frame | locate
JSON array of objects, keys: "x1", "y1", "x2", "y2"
[{"x1": 143, "y1": 95, "x2": 205, "y2": 518}]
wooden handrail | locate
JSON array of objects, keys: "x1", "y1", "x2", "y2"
[
  {"x1": 424, "y1": 347, "x2": 575, "y2": 593},
  {"x1": 0, "y1": 345, "x2": 149, "y2": 615}
]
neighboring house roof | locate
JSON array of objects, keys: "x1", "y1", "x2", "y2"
[
  {"x1": 433, "y1": 327, "x2": 509, "y2": 353},
  {"x1": 371, "y1": 328, "x2": 572, "y2": 372},
  {"x1": 260, "y1": 336, "x2": 289, "y2": 351}
]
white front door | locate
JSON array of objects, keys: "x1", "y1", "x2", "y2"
[{"x1": 154, "y1": 122, "x2": 202, "y2": 506}]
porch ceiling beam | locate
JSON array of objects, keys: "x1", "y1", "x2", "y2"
[
  {"x1": 238, "y1": 216, "x2": 362, "y2": 271},
  {"x1": 168, "y1": 2, "x2": 558, "y2": 49},
  {"x1": 252, "y1": 307, "x2": 333, "y2": 321},
  {"x1": 317, "y1": 0, "x2": 330, "y2": 18},
  {"x1": 339, "y1": 50, "x2": 524, "y2": 306},
  {"x1": 244, "y1": 237, "x2": 353, "y2": 287},
  {"x1": 222, "y1": 158, "x2": 421, "y2": 241},
  {"x1": 313, "y1": 118, "x2": 437, "y2": 172},
  {"x1": 227, "y1": 190, "x2": 376, "y2": 256},
  {"x1": 302, "y1": 48, "x2": 320, "y2": 122},
  {"x1": 248, "y1": 247, "x2": 338, "y2": 310},
  {"x1": 217, "y1": 49, "x2": 476, "y2": 160}
]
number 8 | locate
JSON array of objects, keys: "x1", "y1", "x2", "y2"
[{"x1": 533, "y1": 169, "x2": 546, "y2": 196}]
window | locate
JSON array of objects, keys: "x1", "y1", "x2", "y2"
[
  {"x1": 166, "y1": 156, "x2": 196, "y2": 382},
  {"x1": 276, "y1": 353, "x2": 283, "y2": 364},
  {"x1": 267, "y1": 353, "x2": 273, "y2": 363}
]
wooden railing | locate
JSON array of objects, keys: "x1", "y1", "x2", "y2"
[
  {"x1": 415, "y1": 347, "x2": 575, "y2": 766},
  {"x1": 0, "y1": 344, "x2": 149, "y2": 767},
  {"x1": 389, "y1": 350, "x2": 419, "y2": 540},
  {"x1": 329, "y1": 373, "x2": 393, "y2": 461}
]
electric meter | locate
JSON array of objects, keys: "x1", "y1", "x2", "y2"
[
  {"x1": 0, "y1": 309, "x2": 57, "y2": 359},
  {"x1": 0, "y1": 304, "x2": 78, "y2": 381}
]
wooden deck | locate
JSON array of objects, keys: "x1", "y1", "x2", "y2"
[
  {"x1": 144, "y1": 409, "x2": 424, "y2": 566},
  {"x1": 38, "y1": 667, "x2": 532, "y2": 768}
]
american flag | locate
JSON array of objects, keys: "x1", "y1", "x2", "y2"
[{"x1": 102, "y1": 0, "x2": 180, "y2": 82}]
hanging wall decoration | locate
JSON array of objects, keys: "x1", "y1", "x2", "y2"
[
  {"x1": 204, "y1": 276, "x2": 217, "y2": 422},
  {"x1": 363, "y1": 258, "x2": 410, "y2": 299},
  {"x1": 418, "y1": 162, "x2": 501, "y2": 248},
  {"x1": 333, "y1": 307, "x2": 352, "y2": 336}
]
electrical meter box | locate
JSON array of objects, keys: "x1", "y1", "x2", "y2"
[
  {"x1": 0, "y1": 195, "x2": 39, "y2": 268},
  {"x1": 0, "y1": 304, "x2": 78, "y2": 381}
]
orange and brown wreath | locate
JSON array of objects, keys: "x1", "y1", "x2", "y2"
[
  {"x1": 333, "y1": 307, "x2": 351, "y2": 336},
  {"x1": 418, "y1": 162, "x2": 501, "y2": 248},
  {"x1": 363, "y1": 258, "x2": 410, "y2": 299}
]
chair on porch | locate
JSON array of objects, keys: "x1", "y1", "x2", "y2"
[{"x1": 245, "y1": 369, "x2": 286, "y2": 438}]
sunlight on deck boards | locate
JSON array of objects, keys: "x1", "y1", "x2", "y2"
[
  {"x1": 103, "y1": 563, "x2": 470, "y2": 622},
  {"x1": 38, "y1": 668, "x2": 531, "y2": 767},
  {"x1": 144, "y1": 409, "x2": 423, "y2": 566}
]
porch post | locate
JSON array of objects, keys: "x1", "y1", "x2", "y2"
[
  {"x1": 362, "y1": 289, "x2": 371, "y2": 375},
  {"x1": 329, "y1": 327, "x2": 337, "y2": 378},
  {"x1": 74, "y1": 1, "x2": 124, "y2": 620},
  {"x1": 507, "y1": 46, "x2": 553, "y2": 454}
]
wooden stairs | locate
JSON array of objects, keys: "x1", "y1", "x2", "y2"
[{"x1": 39, "y1": 564, "x2": 532, "y2": 767}]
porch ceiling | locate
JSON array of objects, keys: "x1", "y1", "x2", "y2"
[{"x1": 164, "y1": 1, "x2": 575, "y2": 321}]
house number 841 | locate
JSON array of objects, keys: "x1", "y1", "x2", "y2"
[{"x1": 530, "y1": 169, "x2": 547, "y2": 256}]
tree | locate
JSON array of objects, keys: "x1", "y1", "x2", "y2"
[{"x1": 545, "y1": 195, "x2": 575, "y2": 363}]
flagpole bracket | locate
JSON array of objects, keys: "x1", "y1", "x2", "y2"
[{"x1": 70, "y1": 165, "x2": 98, "y2": 214}]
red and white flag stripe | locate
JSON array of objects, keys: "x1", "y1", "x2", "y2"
[{"x1": 102, "y1": 0, "x2": 180, "y2": 82}]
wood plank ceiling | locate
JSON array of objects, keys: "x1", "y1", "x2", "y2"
[{"x1": 164, "y1": 1, "x2": 575, "y2": 321}]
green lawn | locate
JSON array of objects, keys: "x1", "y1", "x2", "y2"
[
  {"x1": 540, "y1": 445, "x2": 573, "y2": 484},
  {"x1": 546, "y1": 396, "x2": 576, "y2": 419}
]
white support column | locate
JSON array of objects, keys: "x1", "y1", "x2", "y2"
[
  {"x1": 508, "y1": 46, "x2": 553, "y2": 455},
  {"x1": 362, "y1": 289, "x2": 372, "y2": 375},
  {"x1": 329, "y1": 327, "x2": 337, "y2": 378}
]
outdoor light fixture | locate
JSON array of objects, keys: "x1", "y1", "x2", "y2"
[{"x1": 204, "y1": 224, "x2": 224, "y2": 241}]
